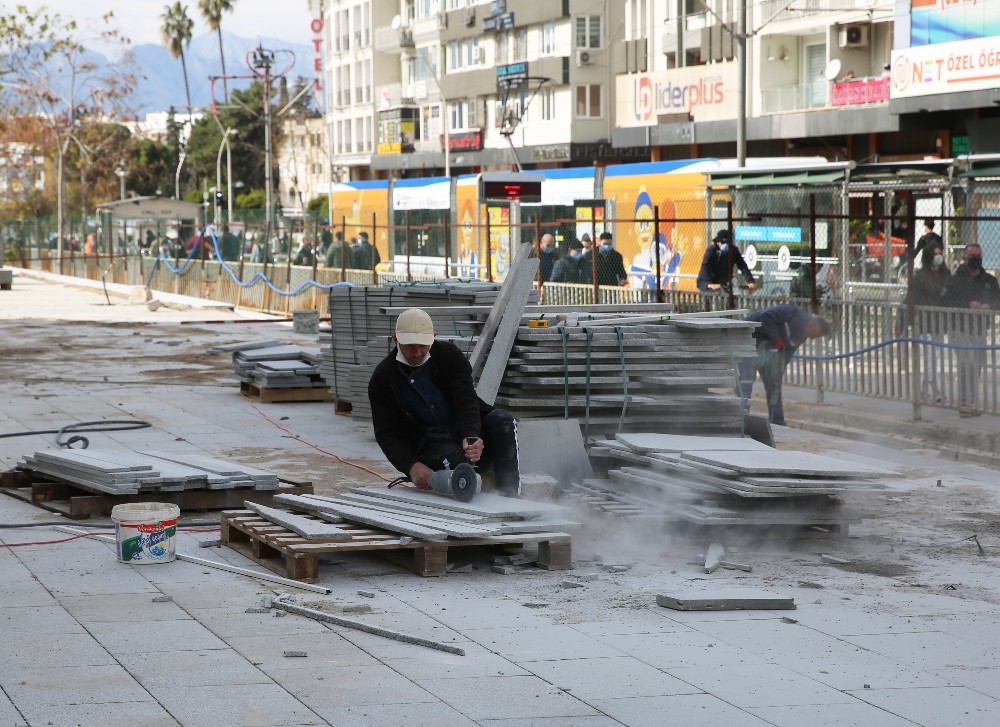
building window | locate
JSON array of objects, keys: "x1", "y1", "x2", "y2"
[
  {"x1": 496, "y1": 31, "x2": 509, "y2": 65},
  {"x1": 513, "y1": 28, "x2": 527, "y2": 60},
  {"x1": 449, "y1": 99, "x2": 475, "y2": 130},
  {"x1": 576, "y1": 15, "x2": 602, "y2": 49},
  {"x1": 416, "y1": 46, "x2": 439, "y2": 81},
  {"x1": 541, "y1": 22, "x2": 555, "y2": 55},
  {"x1": 575, "y1": 84, "x2": 601, "y2": 117},
  {"x1": 540, "y1": 86, "x2": 555, "y2": 121}
]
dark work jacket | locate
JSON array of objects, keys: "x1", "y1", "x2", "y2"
[
  {"x1": 697, "y1": 244, "x2": 755, "y2": 291},
  {"x1": 368, "y1": 340, "x2": 492, "y2": 476},
  {"x1": 941, "y1": 264, "x2": 1000, "y2": 335},
  {"x1": 581, "y1": 247, "x2": 627, "y2": 286},
  {"x1": 550, "y1": 254, "x2": 587, "y2": 283},
  {"x1": 745, "y1": 304, "x2": 812, "y2": 363},
  {"x1": 904, "y1": 265, "x2": 951, "y2": 333}
]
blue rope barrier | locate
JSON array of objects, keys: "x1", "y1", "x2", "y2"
[
  {"x1": 149, "y1": 226, "x2": 355, "y2": 296},
  {"x1": 798, "y1": 335, "x2": 1000, "y2": 362}
]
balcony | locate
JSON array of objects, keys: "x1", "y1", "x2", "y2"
[
  {"x1": 761, "y1": 82, "x2": 828, "y2": 114},
  {"x1": 375, "y1": 25, "x2": 415, "y2": 53}
]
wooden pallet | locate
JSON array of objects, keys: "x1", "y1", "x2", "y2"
[
  {"x1": 0, "y1": 470, "x2": 314, "y2": 520},
  {"x1": 219, "y1": 509, "x2": 572, "y2": 582},
  {"x1": 333, "y1": 398, "x2": 352, "y2": 415},
  {"x1": 240, "y1": 381, "x2": 334, "y2": 404}
]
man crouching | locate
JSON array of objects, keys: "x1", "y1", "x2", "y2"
[{"x1": 368, "y1": 307, "x2": 521, "y2": 497}]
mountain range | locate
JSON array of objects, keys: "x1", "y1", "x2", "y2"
[{"x1": 112, "y1": 31, "x2": 313, "y2": 115}]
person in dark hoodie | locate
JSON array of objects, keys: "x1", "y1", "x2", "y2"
[
  {"x1": 903, "y1": 238, "x2": 951, "y2": 401},
  {"x1": 550, "y1": 239, "x2": 587, "y2": 283},
  {"x1": 697, "y1": 228, "x2": 757, "y2": 293},
  {"x1": 940, "y1": 242, "x2": 1000, "y2": 416},
  {"x1": 368, "y1": 308, "x2": 521, "y2": 496}
]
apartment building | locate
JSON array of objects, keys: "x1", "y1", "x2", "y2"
[
  {"x1": 277, "y1": 116, "x2": 330, "y2": 216},
  {"x1": 616, "y1": 0, "x2": 1000, "y2": 163}
]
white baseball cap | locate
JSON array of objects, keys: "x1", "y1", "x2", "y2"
[{"x1": 395, "y1": 308, "x2": 435, "y2": 346}]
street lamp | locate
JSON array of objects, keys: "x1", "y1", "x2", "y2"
[
  {"x1": 215, "y1": 127, "x2": 236, "y2": 225},
  {"x1": 114, "y1": 160, "x2": 126, "y2": 200}
]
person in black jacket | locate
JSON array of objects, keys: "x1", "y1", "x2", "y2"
[
  {"x1": 351, "y1": 231, "x2": 381, "y2": 270},
  {"x1": 903, "y1": 240, "x2": 951, "y2": 402},
  {"x1": 940, "y1": 242, "x2": 1000, "y2": 416},
  {"x1": 581, "y1": 231, "x2": 628, "y2": 286},
  {"x1": 368, "y1": 308, "x2": 521, "y2": 496},
  {"x1": 550, "y1": 239, "x2": 587, "y2": 283},
  {"x1": 912, "y1": 218, "x2": 943, "y2": 263},
  {"x1": 697, "y1": 229, "x2": 757, "y2": 293},
  {"x1": 738, "y1": 304, "x2": 830, "y2": 425}
]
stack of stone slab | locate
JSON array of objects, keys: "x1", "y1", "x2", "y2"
[
  {"x1": 230, "y1": 344, "x2": 327, "y2": 390},
  {"x1": 578, "y1": 432, "x2": 900, "y2": 530},
  {"x1": 267, "y1": 487, "x2": 579, "y2": 541},
  {"x1": 496, "y1": 317, "x2": 756, "y2": 438},
  {"x1": 17, "y1": 449, "x2": 280, "y2": 495},
  {"x1": 320, "y1": 281, "x2": 538, "y2": 405}
]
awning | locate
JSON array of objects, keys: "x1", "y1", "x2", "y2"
[
  {"x1": 960, "y1": 164, "x2": 1000, "y2": 179},
  {"x1": 705, "y1": 170, "x2": 846, "y2": 187}
]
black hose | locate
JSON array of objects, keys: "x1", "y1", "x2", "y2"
[{"x1": 0, "y1": 419, "x2": 153, "y2": 449}]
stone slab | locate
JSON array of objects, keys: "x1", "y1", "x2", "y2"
[
  {"x1": 615, "y1": 432, "x2": 774, "y2": 453},
  {"x1": 415, "y1": 675, "x2": 599, "y2": 720},
  {"x1": 657, "y1": 590, "x2": 796, "y2": 611},
  {"x1": 681, "y1": 450, "x2": 901, "y2": 478},
  {"x1": 351, "y1": 486, "x2": 572, "y2": 521},
  {"x1": 244, "y1": 501, "x2": 352, "y2": 540},
  {"x1": 517, "y1": 418, "x2": 594, "y2": 485},
  {"x1": 595, "y1": 694, "x2": 775, "y2": 727},
  {"x1": 523, "y1": 655, "x2": 695, "y2": 700}
]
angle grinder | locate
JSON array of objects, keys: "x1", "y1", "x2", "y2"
[{"x1": 428, "y1": 460, "x2": 479, "y2": 503}]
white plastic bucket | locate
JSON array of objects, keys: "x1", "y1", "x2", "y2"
[{"x1": 111, "y1": 502, "x2": 180, "y2": 564}]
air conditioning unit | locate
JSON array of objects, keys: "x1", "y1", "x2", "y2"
[
  {"x1": 838, "y1": 24, "x2": 869, "y2": 49},
  {"x1": 576, "y1": 49, "x2": 595, "y2": 66},
  {"x1": 463, "y1": 7, "x2": 476, "y2": 26},
  {"x1": 473, "y1": 47, "x2": 486, "y2": 63}
]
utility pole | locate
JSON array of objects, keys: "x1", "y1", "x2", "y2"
[
  {"x1": 736, "y1": 0, "x2": 747, "y2": 167},
  {"x1": 252, "y1": 46, "x2": 276, "y2": 243}
]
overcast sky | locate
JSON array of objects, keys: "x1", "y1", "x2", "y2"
[{"x1": 22, "y1": 0, "x2": 316, "y2": 51}]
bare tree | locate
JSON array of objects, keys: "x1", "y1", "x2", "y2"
[{"x1": 0, "y1": 7, "x2": 136, "y2": 265}]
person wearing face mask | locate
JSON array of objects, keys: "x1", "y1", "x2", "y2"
[
  {"x1": 940, "y1": 243, "x2": 1000, "y2": 416},
  {"x1": 903, "y1": 242, "x2": 951, "y2": 401},
  {"x1": 582, "y1": 231, "x2": 628, "y2": 286},
  {"x1": 550, "y1": 239, "x2": 587, "y2": 283},
  {"x1": 697, "y1": 229, "x2": 757, "y2": 293},
  {"x1": 532, "y1": 233, "x2": 560, "y2": 282}
]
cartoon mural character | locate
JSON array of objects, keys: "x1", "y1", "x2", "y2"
[
  {"x1": 629, "y1": 191, "x2": 681, "y2": 290},
  {"x1": 458, "y1": 197, "x2": 477, "y2": 278}
]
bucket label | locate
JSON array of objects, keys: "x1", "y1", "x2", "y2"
[{"x1": 116, "y1": 518, "x2": 177, "y2": 563}]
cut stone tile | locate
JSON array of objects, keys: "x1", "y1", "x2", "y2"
[
  {"x1": 681, "y1": 449, "x2": 900, "y2": 478},
  {"x1": 382, "y1": 643, "x2": 529, "y2": 679},
  {"x1": 666, "y1": 663, "x2": 856, "y2": 708},
  {"x1": 59, "y1": 594, "x2": 190, "y2": 623},
  {"x1": 0, "y1": 605, "x2": 85, "y2": 634},
  {"x1": 311, "y1": 700, "x2": 480, "y2": 727},
  {"x1": 595, "y1": 693, "x2": 775, "y2": 727},
  {"x1": 463, "y1": 625, "x2": 628, "y2": 661},
  {"x1": 477, "y1": 718, "x2": 623, "y2": 727},
  {"x1": 930, "y1": 667, "x2": 1000, "y2": 700},
  {"x1": 840, "y1": 631, "x2": 1000, "y2": 671},
  {"x1": 615, "y1": 432, "x2": 773, "y2": 453},
  {"x1": 185, "y1": 605, "x2": 334, "y2": 639},
  {"x1": 657, "y1": 589, "x2": 795, "y2": 611},
  {"x1": 523, "y1": 656, "x2": 694, "y2": 700},
  {"x1": 226, "y1": 632, "x2": 382, "y2": 672},
  {"x1": 415, "y1": 675, "x2": 599, "y2": 720},
  {"x1": 142, "y1": 683, "x2": 326, "y2": 726},
  {"x1": 1, "y1": 664, "x2": 149, "y2": 707},
  {"x1": 749, "y1": 701, "x2": 920, "y2": 727},
  {"x1": 0, "y1": 691, "x2": 23, "y2": 727},
  {"x1": 86, "y1": 619, "x2": 229, "y2": 654},
  {"x1": 15, "y1": 700, "x2": 179, "y2": 727},
  {"x1": 116, "y1": 647, "x2": 272, "y2": 688},
  {"x1": 278, "y1": 664, "x2": 439, "y2": 708},
  {"x1": 847, "y1": 686, "x2": 1000, "y2": 727},
  {"x1": 0, "y1": 633, "x2": 118, "y2": 679},
  {"x1": 588, "y1": 629, "x2": 768, "y2": 670}
]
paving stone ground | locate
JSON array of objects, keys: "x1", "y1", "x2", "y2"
[{"x1": 1, "y1": 270, "x2": 999, "y2": 726}]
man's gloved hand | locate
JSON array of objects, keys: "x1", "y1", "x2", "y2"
[
  {"x1": 408, "y1": 462, "x2": 435, "y2": 489},
  {"x1": 773, "y1": 340, "x2": 785, "y2": 350}
]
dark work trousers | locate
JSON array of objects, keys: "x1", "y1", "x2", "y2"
[
  {"x1": 738, "y1": 348, "x2": 787, "y2": 425},
  {"x1": 416, "y1": 409, "x2": 521, "y2": 497}
]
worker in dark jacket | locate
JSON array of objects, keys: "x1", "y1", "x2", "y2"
[
  {"x1": 697, "y1": 229, "x2": 757, "y2": 292},
  {"x1": 368, "y1": 308, "x2": 521, "y2": 496},
  {"x1": 550, "y1": 239, "x2": 587, "y2": 283},
  {"x1": 940, "y1": 242, "x2": 1000, "y2": 416},
  {"x1": 739, "y1": 304, "x2": 831, "y2": 425},
  {"x1": 581, "y1": 231, "x2": 628, "y2": 286}
]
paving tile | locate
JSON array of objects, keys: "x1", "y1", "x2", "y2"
[
  {"x1": 116, "y1": 647, "x2": 272, "y2": 688},
  {"x1": 523, "y1": 656, "x2": 696, "y2": 700},
  {"x1": 382, "y1": 642, "x2": 529, "y2": 679},
  {"x1": 0, "y1": 633, "x2": 116, "y2": 679},
  {"x1": 143, "y1": 683, "x2": 325, "y2": 726},
  {"x1": 463, "y1": 625, "x2": 627, "y2": 661},
  {"x1": 16, "y1": 700, "x2": 179, "y2": 727},
  {"x1": 278, "y1": 664, "x2": 438, "y2": 708},
  {"x1": 58, "y1": 594, "x2": 190, "y2": 623},
  {"x1": 930, "y1": 667, "x2": 1000, "y2": 700},
  {"x1": 848, "y1": 686, "x2": 1000, "y2": 727},
  {"x1": 226, "y1": 632, "x2": 382, "y2": 672},
  {"x1": 690, "y1": 617, "x2": 868, "y2": 663},
  {"x1": 188, "y1": 605, "x2": 334, "y2": 638},
  {"x1": 594, "y1": 693, "x2": 775, "y2": 727},
  {"x1": 476, "y1": 718, "x2": 623, "y2": 727},
  {"x1": 159, "y1": 583, "x2": 277, "y2": 610},
  {"x1": 0, "y1": 604, "x2": 84, "y2": 635},
  {"x1": 0, "y1": 580, "x2": 57, "y2": 607},
  {"x1": 786, "y1": 605, "x2": 936, "y2": 637},
  {"x1": 566, "y1": 609, "x2": 695, "y2": 637},
  {"x1": 779, "y1": 651, "x2": 952, "y2": 691},
  {"x1": 588, "y1": 628, "x2": 766, "y2": 670},
  {"x1": 0, "y1": 690, "x2": 26, "y2": 727},
  {"x1": 309, "y1": 700, "x2": 479, "y2": 726},
  {"x1": 840, "y1": 631, "x2": 1000, "y2": 670},
  {"x1": 416, "y1": 675, "x2": 598, "y2": 720},
  {"x1": 420, "y1": 597, "x2": 558, "y2": 631},
  {"x1": 665, "y1": 663, "x2": 856, "y2": 708},
  {"x1": 2, "y1": 664, "x2": 150, "y2": 707},
  {"x1": 749, "y1": 701, "x2": 920, "y2": 727},
  {"x1": 87, "y1": 618, "x2": 229, "y2": 654}
]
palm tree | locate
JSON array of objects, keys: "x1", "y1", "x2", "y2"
[
  {"x1": 199, "y1": 0, "x2": 235, "y2": 103},
  {"x1": 160, "y1": 2, "x2": 194, "y2": 120}
]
